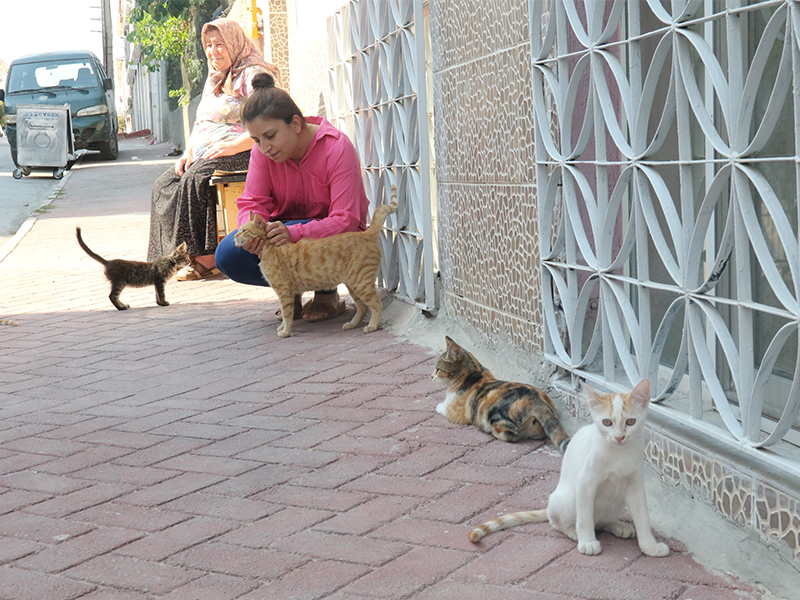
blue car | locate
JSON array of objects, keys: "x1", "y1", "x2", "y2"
[{"x1": 0, "y1": 50, "x2": 118, "y2": 165}]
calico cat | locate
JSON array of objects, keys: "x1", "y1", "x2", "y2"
[
  {"x1": 234, "y1": 192, "x2": 398, "y2": 338},
  {"x1": 433, "y1": 336, "x2": 570, "y2": 451},
  {"x1": 469, "y1": 379, "x2": 669, "y2": 558},
  {"x1": 1, "y1": 319, "x2": 19, "y2": 326},
  {"x1": 76, "y1": 227, "x2": 191, "y2": 311}
]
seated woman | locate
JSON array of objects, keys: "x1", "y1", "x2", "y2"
[
  {"x1": 215, "y1": 72, "x2": 369, "y2": 321},
  {"x1": 148, "y1": 18, "x2": 281, "y2": 280}
]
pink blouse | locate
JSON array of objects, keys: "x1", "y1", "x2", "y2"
[{"x1": 236, "y1": 116, "x2": 369, "y2": 243}]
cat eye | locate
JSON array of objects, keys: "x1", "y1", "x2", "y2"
[
  {"x1": 626, "y1": 418, "x2": 636, "y2": 426},
  {"x1": 602, "y1": 419, "x2": 612, "y2": 426}
]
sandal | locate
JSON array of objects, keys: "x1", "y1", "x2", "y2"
[
  {"x1": 275, "y1": 297, "x2": 305, "y2": 321},
  {"x1": 302, "y1": 299, "x2": 346, "y2": 322},
  {"x1": 176, "y1": 261, "x2": 220, "y2": 281}
]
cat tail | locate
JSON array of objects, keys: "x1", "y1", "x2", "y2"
[
  {"x1": 0, "y1": 319, "x2": 19, "y2": 326},
  {"x1": 75, "y1": 227, "x2": 108, "y2": 265},
  {"x1": 366, "y1": 186, "x2": 399, "y2": 236},
  {"x1": 469, "y1": 509, "x2": 548, "y2": 543},
  {"x1": 533, "y1": 404, "x2": 571, "y2": 454}
]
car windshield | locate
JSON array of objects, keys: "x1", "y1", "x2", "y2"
[{"x1": 7, "y1": 59, "x2": 99, "y2": 93}]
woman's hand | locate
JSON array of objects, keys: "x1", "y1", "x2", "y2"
[
  {"x1": 175, "y1": 147, "x2": 195, "y2": 176},
  {"x1": 203, "y1": 140, "x2": 238, "y2": 160},
  {"x1": 242, "y1": 236, "x2": 265, "y2": 257},
  {"x1": 265, "y1": 221, "x2": 291, "y2": 246}
]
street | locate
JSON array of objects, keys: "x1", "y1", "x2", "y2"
[{"x1": 0, "y1": 133, "x2": 71, "y2": 250}]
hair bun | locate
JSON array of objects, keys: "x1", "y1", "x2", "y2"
[{"x1": 252, "y1": 72, "x2": 276, "y2": 89}]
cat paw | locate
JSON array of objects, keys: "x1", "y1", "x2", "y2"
[
  {"x1": 157, "y1": 300, "x2": 170, "y2": 306},
  {"x1": 342, "y1": 322, "x2": 357, "y2": 330},
  {"x1": 578, "y1": 540, "x2": 602, "y2": 555},
  {"x1": 363, "y1": 324, "x2": 377, "y2": 333},
  {"x1": 607, "y1": 522, "x2": 636, "y2": 539},
  {"x1": 114, "y1": 304, "x2": 129, "y2": 311},
  {"x1": 436, "y1": 402, "x2": 447, "y2": 416},
  {"x1": 277, "y1": 326, "x2": 291, "y2": 337},
  {"x1": 641, "y1": 541, "x2": 670, "y2": 557}
]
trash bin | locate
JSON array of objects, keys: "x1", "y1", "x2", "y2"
[{"x1": 13, "y1": 104, "x2": 76, "y2": 180}]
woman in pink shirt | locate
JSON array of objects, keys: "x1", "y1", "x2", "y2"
[{"x1": 215, "y1": 72, "x2": 369, "y2": 321}]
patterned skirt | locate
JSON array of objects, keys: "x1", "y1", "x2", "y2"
[{"x1": 147, "y1": 151, "x2": 250, "y2": 261}]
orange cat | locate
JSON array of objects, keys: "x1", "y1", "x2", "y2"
[{"x1": 234, "y1": 192, "x2": 398, "y2": 338}]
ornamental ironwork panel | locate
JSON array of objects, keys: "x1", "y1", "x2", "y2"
[
  {"x1": 327, "y1": 0, "x2": 435, "y2": 309},
  {"x1": 532, "y1": 0, "x2": 800, "y2": 466}
]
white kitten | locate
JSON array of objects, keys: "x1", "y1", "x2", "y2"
[{"x1": 469, "y1": 379, "x2": 669, "y2": 557}]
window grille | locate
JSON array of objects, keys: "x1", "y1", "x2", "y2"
[
  {"x1": 533, "y1": 0, "x2": 800, "y2": 472},
  {"x1": 327, "y1": 0, "x2": 436, "y2": 309}
]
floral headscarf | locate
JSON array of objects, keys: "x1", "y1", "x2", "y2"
[{"x1": 201, "y1": 18, "x2": 282, "y2": 96}]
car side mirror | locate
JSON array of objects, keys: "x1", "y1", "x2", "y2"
[{"x1": 102, "y1": 78, "x2": 112, "y2": 91}]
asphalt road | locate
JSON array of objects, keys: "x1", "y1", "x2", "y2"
[{"x1": 0, "y1": 133, "x2": 69, "y2": 250}]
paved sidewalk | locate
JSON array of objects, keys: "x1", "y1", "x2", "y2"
[{"x1": 0, "y1": 138, "x2": 765, "y2": 599}]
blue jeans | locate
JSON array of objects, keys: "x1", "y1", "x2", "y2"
[{"x1": 215, "y1": 219, "x2": 334, "y2": 293}]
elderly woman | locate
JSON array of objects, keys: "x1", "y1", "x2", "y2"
[{"x1": 147, "y1": 18, "x2": 281, "y2": 280}]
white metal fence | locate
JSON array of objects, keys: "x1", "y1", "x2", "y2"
[
  {"x1": 326, "y1": 0, "x2": 435, "y2": 310},
  {"x1": 533, "y1": 0, "x2": 800, "y2": 471}
]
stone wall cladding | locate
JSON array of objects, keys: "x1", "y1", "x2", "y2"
[{"x1": 430, "y1": 0, "x2": 543, "y2": 353}]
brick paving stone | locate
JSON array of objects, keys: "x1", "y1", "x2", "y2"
[
  {"x1": 528, "y1": 565, "x2": 685, "y2": 600},
  {"x1": 316, "y1": 433, "x2": 418, "y2": 457},
  {"x1": 414, "y1": 581, "x2": 576, "y2": 600},
  {"x1": 0, "y1": 436, "x2": 91, "y2": 457},
  {"x1": 115, "y1": 515, "x2": 239, "y2": 560},
  {"x1": 71, "y1": 588, "x2": 153, "y2": 600},
  {"x1": 0, "y1": 512, "x2": 96, "y2": 543},
  {"x1": 278, "y1": 530, "x2": 411, "y2": 565},
  {"x1": 70, "y1": 501, "x2": 193, "y2": 531},
  {"x1": 315, "y1": 495, "x2": 423, "y2": 535},
  {"x1": 0, "y1": 565, "x2": 96, "y2": 600},
  {"x1": 258, "y1": 484, "x2": 372, "y2": 512},
  {"x1": 342, "y1": 474, "x2": 459, "y2": 498},
  {"x1": 377, "y1": 445, "x2": 469, "y2": 477},
  {"x1": 152, "y1": 453, "x2": 261, "y2": 477},
  {"x1": 23, "y1": 482, "x2": 134, "y2": 518},
  {"x1": 0, "y1": 489, "x2": 52, "y2": 516},
  {"x1": 64, "y1": 554, "x2": 201, "y2": 595},
  {"x1": 114, "y1": 437, "x2": 210, "y2": 467},
  {"x1": 219, "y1": 506, "x2": 335, "y2": 547},
  {"x1": 292, "y1": 455, "x2": 392, "y2": 489},
  {"x1": 348, "y1": 411, "x2": 433, "y2": 437},
  {"x1": 270, "y1": 421, "x2": 361, "y2": 449},
  {"x1": 32, "y1": 445, "x2": 135, "y2": 475},
  {"x1": 193, "y1": 429, "x2": 289, "y2": 457},
  {"x1": 160, "y1": 492, "x2": 279, "y2": 522},
  {"x1": 249, "y1": 559, "x2": 371, "y2": 600},
  {"x1": 157, "y1": 572, "x2": 259, "y2": 600},
  {"x1": 411, "y1": 483, "x2": 509, "y2": 523},
  {"x1": 116, "y1": 472, "x2": 226, "y2": 506},
  {"x1": 201, "y1": 464, "x2": 303, "y2": 497},
  {"x1": 675, "y1": 585, "x2": 761, "y2": 599},
  {"x1": 340, "y1": 546, "x2": 474, "y2": 598},
  {"x1": 233, "y1": 445, "x2": 340, "y2": 468},
  {"x1": 0, "y1": 470, "x2": 92, "y2": 496},
  {"x1": 13, "y1": 525, "x2": 144, "y2": 573},
  {"x1": 68, "y1": 462, "x2": 179, "y2": 486},
  {"x1": 0, "y1": 537, "x2": 46, "y2": 564},
  {"x1": 167, "y1": 541, "x2": 307, "y2": 579},
  {"x1": 450, "y1": 534, "x2": 574, "y2": 585}
]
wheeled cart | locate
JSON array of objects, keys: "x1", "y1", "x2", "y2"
[{"x1": 13, "y1": 104, "x2": 76, "y2": 180}]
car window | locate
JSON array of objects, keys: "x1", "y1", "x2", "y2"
[{"x1": 7, "y1": 59, "x2": 99, "y2": 93}]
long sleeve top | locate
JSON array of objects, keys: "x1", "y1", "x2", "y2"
[{"x1": 235, "y1": 116, "x2": 369, "y2": 243}]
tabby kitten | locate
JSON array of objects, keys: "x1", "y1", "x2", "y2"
[
  {"x1": 234, "y1": 192, "x2": 398, "y2": 338},
  {"x1": 469, "y1": 379, "x2": 669, "y2": 558},
  {"x1": 76, "y1": 227, "x2": 190, "y2": 311},
  {"x1": 433, "y1": 336, "x2": 570, "y2": 451}
]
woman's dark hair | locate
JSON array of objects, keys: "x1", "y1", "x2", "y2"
[{"x1": 242, "y1": 72, "x2": 305, "y2": 126}]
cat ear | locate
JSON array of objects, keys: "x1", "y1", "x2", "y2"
[
  {"x1": 629, "y1": 378, "x2": 651, "y2": 408},
  {"x1": 253, "y1": 213, "x2": 266, "y2": 225},
  {"x1": 582, "y1": 383, "x2": 604, "y2": 409},
  {"x1": 176, "y1": 242, "x2": 187, "y2": 251},
  {"x1": 444, "y1": 336, "x2": 462, "y2": 360}
]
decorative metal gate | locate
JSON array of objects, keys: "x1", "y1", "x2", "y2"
[
  {"x1": 533, "y1": 0, "x2": 800, "y2": 472},
  {"x1": 326, "y1": 0, "x2": 435, "y2": 310}
]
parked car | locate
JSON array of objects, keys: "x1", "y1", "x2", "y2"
[{"x1": 0, "y1": 50, "x2": 118, "y2": 165}]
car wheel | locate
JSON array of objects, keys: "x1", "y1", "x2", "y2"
[{"x1": 99, "y1": 127, "x2": 119, "y2": 160}]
